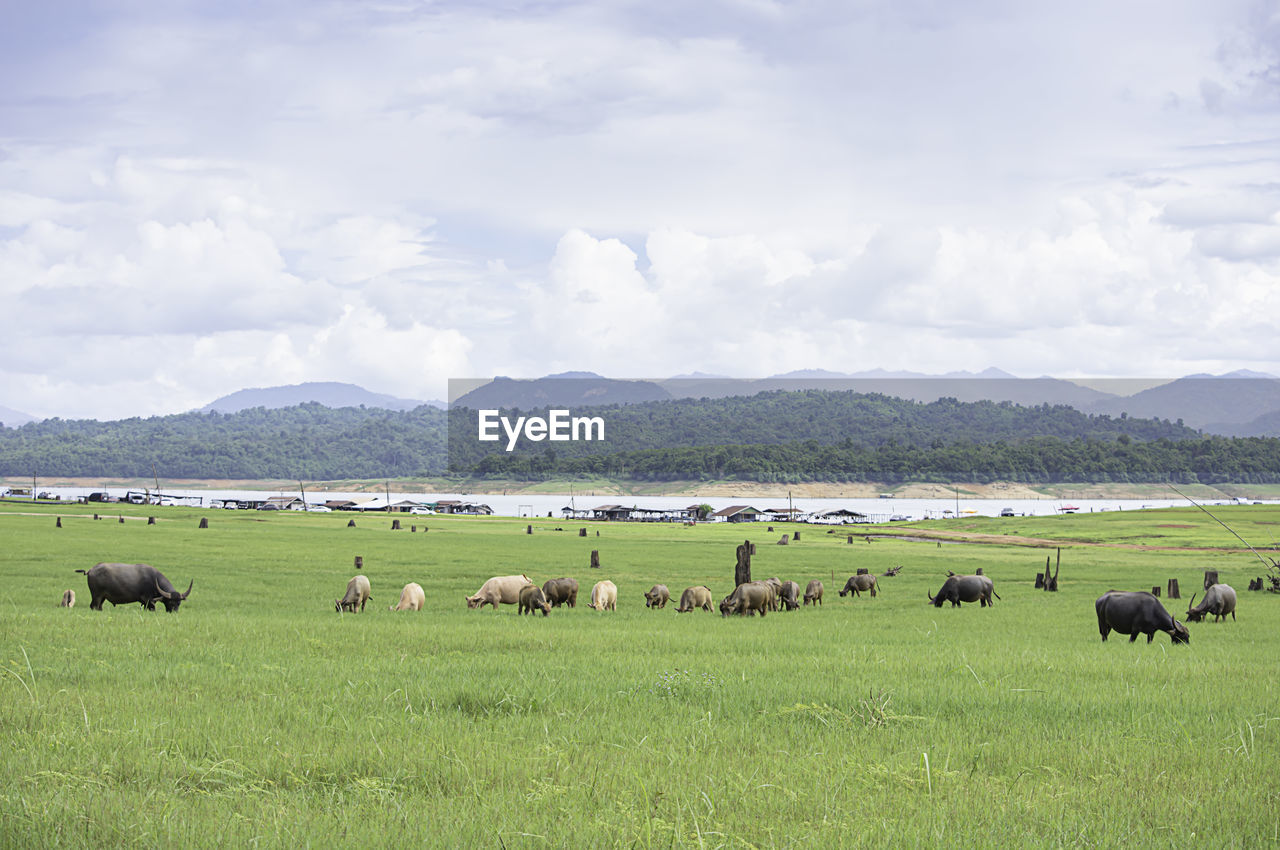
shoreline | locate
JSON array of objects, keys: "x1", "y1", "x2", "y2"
[{"x1": 6, "y1": 476, "x2": 1276, "y2": 502}]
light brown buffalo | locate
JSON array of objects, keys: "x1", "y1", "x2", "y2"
[
  {"x1": 644, "y1": 584, "x2": 670, "y2": 609},
  {"x1": 59, "y1": 589, "x2": 76, "y2": 608},
  {"x1": 336, "y1": 575, "x2": 371, "y2": 613},
  {"x1": 803, "y1": 580, "x2": 823, "y2": 606},
  {"x1": 840, "y1": 574, "x2": 878, "y2": 598},
  {"x1": 720, "y1": 581, "x2": 772, "y2": 617},
  {"x1": 465, "y1": 574, "x2": 533, "y2": 610},
  {"x1": 389, "y1": 582, "x2": 425, "y2": 611},
  {"x1": 587, "y1": 580, "x2": 617, "y2": 611},
  {"x1": 676, "y1": 586, "x2": 713, "y2": 613},
  {"x1": 778, "y1": 580, "x2": 801, "y2": 611}
]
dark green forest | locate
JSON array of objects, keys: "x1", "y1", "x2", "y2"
[{"x1": 1, "y1": 390, "x2": 1277, "y2": 484}]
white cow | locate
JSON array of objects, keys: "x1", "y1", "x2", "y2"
[
  {"x1": 390, "y1": 582, "x2": 425, "y2": 612},
  {"x1": 587, "y1": 580, "x2": 617, "y2": 611},
  {"x1": 465, "y1": 575, "x2": 533, "y2": 610}
]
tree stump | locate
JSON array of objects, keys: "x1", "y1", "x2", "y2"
[
  {"x1": 391, "y1": 519, "x2": 401, "y2": 530},
  {"x1": 1204, "y1": 570, "x2": 1219, "y2": 590},
  {"x1": 410, "y1": 525, "x2": 416, "y2": 533},
  {"x1": 354, "y1": 556, "x2": 363, "y2": 570},
  {"x1": 856, "y1": 568, "x2": 869, "y2": 575},
  {"x1": 590, "y1": 550, "x2": 600, "y2": 569},
  {"x1": 56, "y1": 517, "x2": 62, "y2": 528},
  {"x1": 347, "y1": 519, "x2": 356, "y2": 528},
  {"x1": 1249, "y1": 577, "x2": 1263, "y2": 591},
  {"x1": 792, "y1": 531, "x2": 800, "y2": 542},
  {"x1": 1151, "y1": 586, "x2": 1160, "y2": 597},
  {"x1": 147, "y1": 517, "x2": 155, "y2": 525},
  {"x1": 777, "y1": 535, "x2": 789, "y2": 545},
  {"x1": 579, "y1": 528, "x2": 587, "y2": 537},
  {"x1": 975, "y1": 567, "x2": 983, "y2": 575},
  {"x1": 526, "y1": 524, "x2": 532, "y2": 535},
  {"x1": 118, "y1": 516, "x2": 125, "y2": 524},
  {"x1": 1167, "y1": 578, "x2": 1180, "y2": 599},
  {"x1": 767, "y1": 526, "x2": 774, "y2": 532},
  {"x1": 93, "y1": 514, "x2": 99, "y2": 521},
  {"x1": 199, "y1": 517, "x2": 209, "y2": 529},
  {"x1": 848, "y1": 535, "x2": 855, "y2": 544},
  {"x1": 1034, "y1": 573, "x2": 1046, "y2": 589},
  {"x1": 735, "y1": 540, "x2": 752, "y2": 587}
]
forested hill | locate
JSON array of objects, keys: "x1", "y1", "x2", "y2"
[
  {"x1": 0, "y1": 404, "x2": 447, "y2": 479},
  {"x1": 0, "y1": 389, "x2": 1216, "y2": 481},
  {"x1": 447, "y1": 390, "x2": 1198, "y2": 469}
]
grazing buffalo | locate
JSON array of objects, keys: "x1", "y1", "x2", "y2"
[
  {"x1": 720, "y1": 581, "x2": 772, "y2": 617},
  {"x1": 389, "y1": 582, "x2": 425, "y2": 612},
  {"x1": 644, "y1": 584, "x2": 670, "y2": 609},
  {"x1": 542, "y1": 577, "x2": 579, "y2": 608},
  {"x1": 59, "y1": 589, "x2": 76, "y2": 608},
  {"x1": 466, "y1": 575, "x2": 533, "y2": 610},
  {"x1": 762, "y1": 577, "x2": 782, "y2": 611},
  {"x1": 518, "y1": 585, "x2": 551, "y2": 616},
  {"x1": 840, "y1": 574, "x2": 878, "y2": 598},
  {"x1": 928, "y1": 574, "x2": 998, "y2": 608},
  {"x1": 778, "y1": 580, "x2": 801, "y2": 611},
  {"x1": 76, "y1": 563, "x2": 192, "y2": 612},
  {"x1": 1186, "y1": 584, "x2": 1237, "y2": 623},
  {"x1": 803, "y1": 580, "x2": 823, "y2": 606},
  {"x1": 336, "y1": 575, "x2": 372, "y2": 613},
  {"x1": 1096, "y1": 590, "x2": 1190, "y2": 644},
  {"x1": 676, "y1": 586, "x2": 713, "y2": 613},
  {"x1": 587, "y1": 580, "x2": 617, "y2": 611}
]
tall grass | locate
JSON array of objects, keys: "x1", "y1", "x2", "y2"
[{"x1": 1, "y1": 503, "x2": 1277, "y2": 846}]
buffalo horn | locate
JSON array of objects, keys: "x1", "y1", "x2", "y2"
[
  {"x1": 1187, "y1": 593, "x2": 1197, "y2": 609},
  {"x1": 926, "y1": 592, "x2": 934, "y2": 602},
  {"x1": 180, "y1": 579, "x2": 193, "y2": 599},
  {"x1": 155, "y1": 579, "x2": 172, "y2": 600}
]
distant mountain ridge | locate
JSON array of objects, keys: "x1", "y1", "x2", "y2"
[
  {"x1": 451, "y1": 369, "x2": 1280, "y2": 437},
  {"x1": 199, "y1": 382, "x2": 441, "y2": 414},
  {"x1": 0, "y1": 405, "x2": 36, "y2": 427}
]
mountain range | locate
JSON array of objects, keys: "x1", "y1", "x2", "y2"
[{"x1": 4, "y1": 371, "x2": 1280, "y2": 436}]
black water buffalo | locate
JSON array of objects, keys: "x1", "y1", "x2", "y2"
[
  {"x1": 1096, "y1": 590, "x2": 1189, "y2": 644},
  {"x1": 542, "y1": 577, "x2": 579, "y2": 608},
  {"x1": 76, "y1": 563, "x2": 192, "y2": 612},
  {"x1": 518, "y1": 584, "x2": 551, "y2": 616},
  {"x1": 928, "y1": 574, "x2": 998, "y2": 608},
  {"x1": 778, "y1": 580, "x2": 801, "y2": 611},
  {"x1": 840, "y1": 574, "x2": 878, "y2": 598},
  {"x1": 1186, "y1": 584, "x2": 1237, "y2": 623},
  {"x1": 720, "y1": 581, "x2": 772, "y2": 617}
]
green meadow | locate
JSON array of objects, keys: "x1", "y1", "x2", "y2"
[{"x1": 1, "y1": 502, "x2": 1278, "y2": 848}]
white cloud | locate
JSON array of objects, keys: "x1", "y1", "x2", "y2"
[{"x1": 2, "y1": 0, "x2": 1280, "y2": 419}]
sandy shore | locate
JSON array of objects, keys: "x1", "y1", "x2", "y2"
[{"x1": 7, "y1": 476, "x2": 1274, "y2": 501}]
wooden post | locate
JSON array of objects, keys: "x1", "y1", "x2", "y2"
[
  {"x1": 411, "y1": 525, "x2": 416, "y2": 533},
  {"x1": 526, "y1": 524, "x2": 533, "y2": 535},
  {"x1": 1204, "y1": 570, "x2": 1219, "y2": 590},
  {"x1": 579, "y1": 527, "x2": 587, "y2": 537},
  {"x1": 391, "y1": 519, "x2": 401, "y2": 530},
  {"x1": 1167, "y1": 578, "x2": 1180, "y2": 599},
  {"x1": 56, "y1": 517, "x2": 62, "y2": 528},
  {"x1": 354, "y1": 556, "x2": 363, "y2": 570},
  {"x1": 749, "y1": 542, "x2": 756, "y2": 555},
  {"x1": 735, "y1": 541, "x2": 752, "y2": 587},
  {"x1": 199, "y1": 517, "x2": 208, "y2": 529},
  {"x1": 1151, "y1": 586, "x2": 1160, "y2": 597},
  {"x1": 118, "y1": 515, "x2": 125, "y2": 524},
  {"x1": 147, "y1": 517, "x2": 155, "y2": 525},
  {"x1": 590, "y1": 550, "x2": 600, "y2": 569},
  {"x1": 848, "y1": 535, "x2": 854, "y2": 544},
  {"x1": 792, "y1": 531, "x2": 800, "y2": 542},
  {"x1": 93, "y1": 514, "x2": 99, "y2": 521}
]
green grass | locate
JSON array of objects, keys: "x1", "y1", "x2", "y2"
[{"x1": 2, "y1": 503, "x2": 1278, "y2": 847}]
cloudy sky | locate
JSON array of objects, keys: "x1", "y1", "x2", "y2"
[{"x1": 3, "y1": 0, "x2": 1278, "y2": 420}]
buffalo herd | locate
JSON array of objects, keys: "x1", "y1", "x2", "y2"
[{"x1": 66, "y1": 555, "x2": 1235, "y2": 647}]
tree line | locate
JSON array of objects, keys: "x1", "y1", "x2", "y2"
[{"x1": 0, "y1": 390, "x2": 1274, "y2": 484}]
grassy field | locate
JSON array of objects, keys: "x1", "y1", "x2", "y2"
[{"x1": 1, "y1": 502, "x2": 1278, "y2": 848}]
